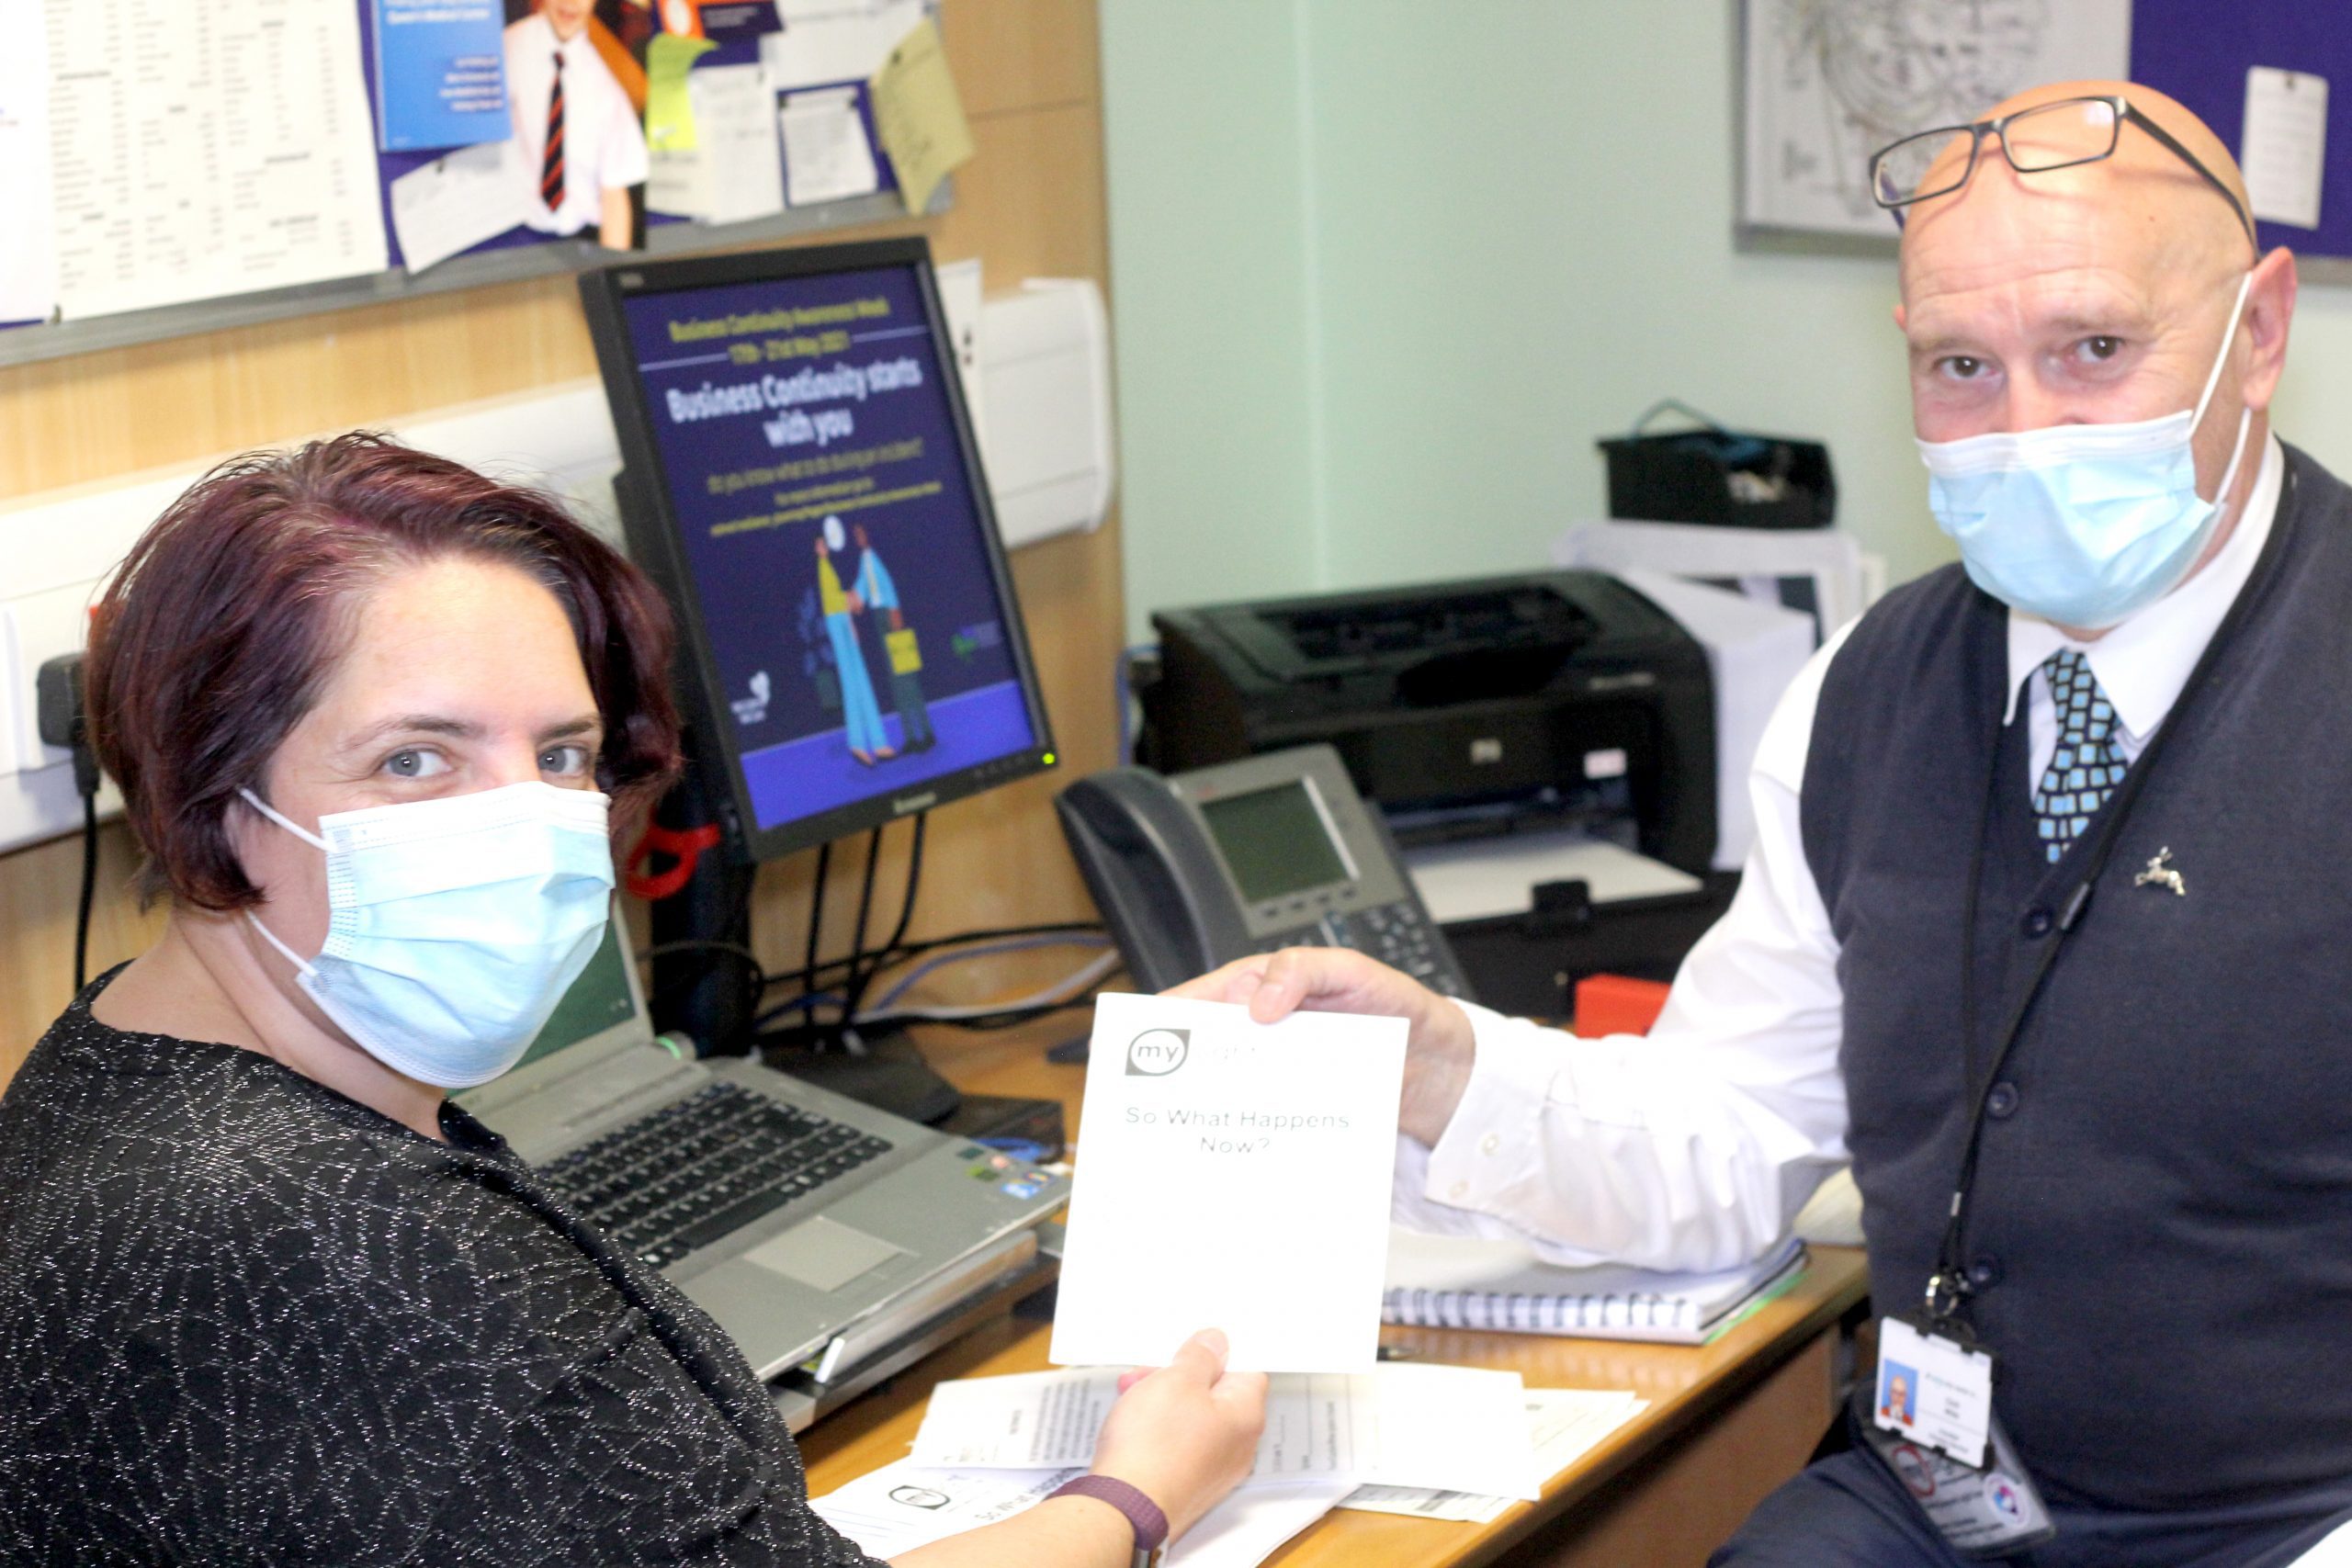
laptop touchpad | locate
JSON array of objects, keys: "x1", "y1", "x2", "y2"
[{"x1": 744, "y1": 1216, "x2": 909, "y2": 1292}]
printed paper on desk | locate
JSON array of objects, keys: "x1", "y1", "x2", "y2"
[
  {"x1": 1050, "y1": 993, "x2": 1408, "y2": 1373},
  {"x1": 811, "y1": 1458, "x2": 1349, "y2": 1566},
  {"x1": 910, "y1": 1364, "x2": 1540, "y2": 1499}
]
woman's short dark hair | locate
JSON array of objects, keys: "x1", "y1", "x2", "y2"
[{"x1": 86, "y1": 432, "x2": 682, "y2": 911}]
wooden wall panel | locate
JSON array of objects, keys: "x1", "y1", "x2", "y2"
[{"x1": 0, "y1": 0, "x2": 1118, "y2": 1086}]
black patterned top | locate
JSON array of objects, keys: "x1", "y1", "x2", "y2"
[{"x1": 0, "y1": 971, "x2": 882, "y2": 1566}]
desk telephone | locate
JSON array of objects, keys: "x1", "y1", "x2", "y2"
[{"x1": 1056, "y1": 745, "x2": 1474, "y2": 998}]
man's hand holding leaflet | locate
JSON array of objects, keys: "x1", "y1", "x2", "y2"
[{"x1": 1050, "y1": 993, "x2": 1408, "y2": 1373}]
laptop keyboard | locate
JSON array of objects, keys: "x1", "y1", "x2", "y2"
[{"x1": 539, "y1": 1081, "x2": 893, "y2": 1269}]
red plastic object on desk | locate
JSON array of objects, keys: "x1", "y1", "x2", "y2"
[{"x1": 1572, "y1": 974, "x2": 1672, "y2": 1037}]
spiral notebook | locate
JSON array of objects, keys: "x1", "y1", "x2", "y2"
[{"x1": 1381, "y1": 1229, "x2": 1807, "y2": 1344}]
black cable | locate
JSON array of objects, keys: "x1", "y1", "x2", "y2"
[
  {"x1": 802, "y1": 839, "x2": 831, "y2": 1010},
  {"x1": 861, "y1": 955, "x2": 1127, "y2": 1034},
  {"x1": 735, "y1": 852, "x2": 762, "y2": 1028},
  {"x1": 887, "y1": 920, "x2": 1103, "y2": 962},
  {"x1": 838, "y1": 828, "x2": 885, "y2": 1023},
  {"x1": 898, "y1": 989, "x2": 1123, "y2": 1032},
  {"x1": 880, "y1": 814, "x2": 928, "y2": 960},
  {"x1": 756, "y1": 916, "x2": 1102, "y2": 997},
  {"x1": 637, "y1": 938, "x2": 763, "y2": 969},
  {"x1": 74, "y1": 791, "x2": 96, "y2": 993},
  {"x1": 842, "y1": 813, "x2": 927, "y2": 1024},
  {"x1": 39, "y1": 654, "x2": 99, "y2": 994}
]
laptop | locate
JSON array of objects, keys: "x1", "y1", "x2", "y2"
[{"x1": 458, "y1": 923, "x2": 1071, "y2": 1407}]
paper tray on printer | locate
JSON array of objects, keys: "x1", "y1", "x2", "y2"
[{"x1": 1403, "y1": 829, "x2": 1702, "y2": 927}]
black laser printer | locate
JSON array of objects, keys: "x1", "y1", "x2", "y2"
[{"x1": 1135, "y1": 570, "x2": 1716, "y2": 876}]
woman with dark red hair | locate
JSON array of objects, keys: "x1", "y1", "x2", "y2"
[{"x1": 0, "y1": 434, "x2": 1261, "y2": 1565}]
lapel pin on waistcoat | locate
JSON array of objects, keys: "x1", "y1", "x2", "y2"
[{"x1": 2133, "y1": 847, "x2": 2187, "y2": 897}]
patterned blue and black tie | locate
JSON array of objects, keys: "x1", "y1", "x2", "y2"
[{"x1": 2032, "y1": 649, "x2": 2128, "y2": 863}]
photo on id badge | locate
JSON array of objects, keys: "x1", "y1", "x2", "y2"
[{"x1": 1879, "y1": 1360, "x2": 1918, "y2": 1427}]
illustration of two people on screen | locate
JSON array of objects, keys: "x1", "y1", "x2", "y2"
[{"x1": 812, "y1": 514, "x2": 935, "y2": 766}]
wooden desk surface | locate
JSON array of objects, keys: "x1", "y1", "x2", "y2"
[{"x1": 796, "y1": 1021, "x2": 1871, "y2": 1567}]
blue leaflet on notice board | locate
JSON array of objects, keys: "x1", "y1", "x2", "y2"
[{"x1": 372, "y1": 0, "x2": 508, "y2": 152}]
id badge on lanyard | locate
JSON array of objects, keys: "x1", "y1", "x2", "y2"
[
  {"x1": 1867, "y1": 1286, "x2": 2056, "y2": 1554},
  {"x1": 1871, "y1": 1315, "x2": 1994, "y2": 1467},
  {"x1": 1859, "y1": 1396, "x2": 2055, "y2": 1558}
]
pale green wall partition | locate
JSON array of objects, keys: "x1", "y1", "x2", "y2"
[
  {"x1": 1102, "y1": 0, "x2": 2352, "y2": 642},
  {"x1": 1098, "y1": 3, "x2": 1325, "y2": 647}
]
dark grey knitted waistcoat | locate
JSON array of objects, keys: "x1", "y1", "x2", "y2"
[{"x1": 1803, "y1": 446, "x2": 2352, "y2": 1510}]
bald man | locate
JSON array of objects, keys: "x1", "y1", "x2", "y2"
[{"x1": 1176, "y1": 83, "x2": 2352, "y2": 1563}]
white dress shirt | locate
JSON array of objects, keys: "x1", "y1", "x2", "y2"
[
  {"x1": 1396, "y1": 435, "x2": 2288, "y2": 1272},
  {"x1": 503, "y1": 16, "x2": 650, "y2": 237}
]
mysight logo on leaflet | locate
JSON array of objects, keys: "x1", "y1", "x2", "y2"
[{"x1": 1125, "y1": 1029, "x2": 1190, "y2": 1077}]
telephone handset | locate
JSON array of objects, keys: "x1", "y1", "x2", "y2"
[{"x1": 1055, "y1": 744, "x2": 1474, "y2": 999}]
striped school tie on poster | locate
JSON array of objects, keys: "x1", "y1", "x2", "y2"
[
  {"x1": 541, "y1": 52, "x2": 566, "y2": 212},
  {"x1": 2031, "y1": 649, "x2": 2129, "y2": 863}
]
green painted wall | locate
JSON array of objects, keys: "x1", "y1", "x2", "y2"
[
  {"x1": 1102, "y1": 0, "x2": 2352, "y2": 639},
  {"x1": 1098, "y1": 2, "x2": 1323, "y2": 647}
]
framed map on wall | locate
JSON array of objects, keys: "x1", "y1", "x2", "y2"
[{"x1": 1737, "y1": 0, "x2": 2132, "y2": 245}]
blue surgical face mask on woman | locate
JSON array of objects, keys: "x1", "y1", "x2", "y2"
[
  {"x1": 239, "y1": 780, "x2": 616, "y2": 1089},
  {"x1": 1917, "y1": 273, "x2": 2256, "y2": 631}
]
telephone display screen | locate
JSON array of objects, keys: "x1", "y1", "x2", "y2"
[{"x1": 1199, "y1": 782, "x2": 1352, "y2": 903}]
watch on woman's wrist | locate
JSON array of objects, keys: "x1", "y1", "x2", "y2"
[{"x1": 1048, "y1": 1473, "x2": 1170, "y2": 1567}]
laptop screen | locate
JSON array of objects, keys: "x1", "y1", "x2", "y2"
[{"x1": 518, "y1": 919, "x2": 639, "y2": 1072}]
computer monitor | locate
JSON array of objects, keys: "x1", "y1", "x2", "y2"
[
  {"x1": 580, "y1": 237, "x2": 1057, "y2": 863},
  {"x1": 579, "y1": 238, "x2": 1058, "y2": 1117}
]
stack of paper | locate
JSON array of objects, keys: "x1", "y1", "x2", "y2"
[
  {"x1": 812, "y1": 1461, "x2": 1349, "y2": 1565},
  {"x1": 910, "y1": 1362, "x2": 1544, "y2": 1502},
  {"x1": 1340, "y1": 1387, "x2": 1648, "y2": 1524},
  {"x1": 814, "y1": 1371, "x2": 1645, "y2": 1559}
]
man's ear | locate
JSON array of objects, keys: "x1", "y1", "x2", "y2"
[{"x1": 2239, "y1": 246, "x2": 2299, "y2": 414}]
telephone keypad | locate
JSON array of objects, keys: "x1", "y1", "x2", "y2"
[{"x1": 1251, "y1": 899, "x2": 1466, "y2": 998}]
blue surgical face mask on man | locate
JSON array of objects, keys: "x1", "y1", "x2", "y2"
[
  {"x1": 1918, "y1": 273, "x2": 2256, "y2": 631},
  {"x1": 240, "y1": 781, "x2": 616, "y2": 1089}
]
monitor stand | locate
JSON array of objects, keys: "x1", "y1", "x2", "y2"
[{"x1": 760, "y1": 1021, "x2": 962, "y2": 1126}]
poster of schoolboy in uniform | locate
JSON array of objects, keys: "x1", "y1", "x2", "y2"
[{"x1": 503, "y1": 0, "x2": 650, "y2": 249}]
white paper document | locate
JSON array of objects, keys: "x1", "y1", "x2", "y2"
[
  {"x1": 0, "y1": 0, "x2": 58, "y2": 324},
  {"x1": 390, "y1": 139, "x2": 530, "y2": 274},
  {"x1": 781, "y1": 85, "x2": 880, "y2": 206},
  {"x1": 812, "y1": 1463, "x2": 1080, "y2": 1558},
  {"x1": 695, "y1": 64, "x2": 788, "y2": 225},
  {"x1": 2243, "y1": 67, "x2": 2328, "y2": 231},
  {"x1": 762, "y1": 0, "x2": 924, "y2": 91},
  {"x1": 1051, "y1": 992, "x2": 1408, "y2": 1373},
  {"x1": 810, "y1": 1459, "x2": 1349, "y2": 1566},
  {"x1": 45, "y1": 0, "x2": 390, "y2": 320},
  {"x1": 1340, "y1": 1388, "x2": 1648, "y2": 1524},
  {"x1": 910, "y1": 1363, "x2": 1541, "y2": 1500}
]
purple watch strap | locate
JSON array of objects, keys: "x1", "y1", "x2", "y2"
[{"x1": 1049, "y1": 1474, "x2": 1170, "y2": 1550}]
